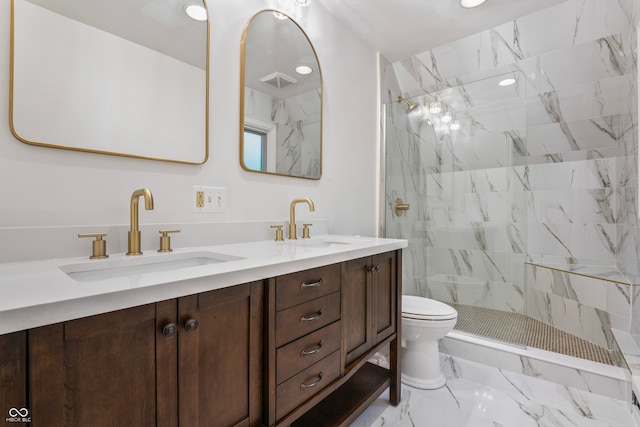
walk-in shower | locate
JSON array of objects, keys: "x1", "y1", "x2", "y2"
[{"x1": 381, "y1": 71, "x2": 624, "y2": 366}]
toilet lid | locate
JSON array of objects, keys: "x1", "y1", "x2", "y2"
[{"x1": 402, "y1": 295, "x2": 457, "y2": 320}]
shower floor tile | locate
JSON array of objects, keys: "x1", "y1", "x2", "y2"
[{"x1": 450, "y1": 303, "x2": 618, "y2": 366}]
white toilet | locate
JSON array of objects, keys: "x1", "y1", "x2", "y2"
[{"x1": 401, "y1": 295, "x2": 458, "y2": 389}]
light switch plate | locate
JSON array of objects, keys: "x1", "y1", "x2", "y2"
[{"x1": 193, "y1": 186, "x2": 226, "y2": 213}]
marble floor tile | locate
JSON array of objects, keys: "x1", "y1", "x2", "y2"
[{"x1": 350, "y1": 357, "x2": 635, "y2": 427}]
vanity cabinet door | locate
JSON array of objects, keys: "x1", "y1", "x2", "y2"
[
  {"x1": 26, "y1": 281, "x2": 263, "y2": 427},
  {"x1": 0, "y1": 331, "x2": 27, "y2": 420},
  {"x1": 28, "y1": 304, "x2": 160, "y2": 427},
  {"x1": 342, "y1": 251, "x2": 398, "y2": 366},
  {"x1": 342, "y1": 256, "x2": 371, "y2": 365},
  {"x1": 177, "y1": 281, "x2": 264, "y2": 427},
  {"x1": 372, "y1": 251, "x2": 397, "y2": 344}
]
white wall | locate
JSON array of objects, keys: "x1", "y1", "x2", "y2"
[
  {"x1": 13, "y1": 0, "x2": 206, "y2": 162},
  {"x1": 0, "y1": 1, "x2": 379, "y2": 249}
]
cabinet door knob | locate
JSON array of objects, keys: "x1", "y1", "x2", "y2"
[
  {"x1": 300, "y1": 372, "x2": 323, "y2": 390},
  {"x1": 368, "y1": 265, "x2": 381, "y2": 273},
  {"x1": 184, "y1": 318, "x2": 199, "y2": 332},
  {"x1": 162, "y1": 323, "x2": 178, "y2": 338}
]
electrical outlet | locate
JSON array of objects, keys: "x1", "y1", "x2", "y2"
[
  {"x1": 196, "y1": 191, "x2": 205, "y2": 208},
  {"x1": 193, "y1": 186, "x2": 226, "y2": 213}
]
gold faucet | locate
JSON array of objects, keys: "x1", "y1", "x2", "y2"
[
  {"x1": 289, "y1": 198, "x2": 315, "y2": 240},
  {"x1": 127, "y1": 188, "x2": 154, "y2": 255}
]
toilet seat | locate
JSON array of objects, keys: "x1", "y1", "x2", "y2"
[{"x1": 402, "y1": 295, "x2": 457, "y2": 321}]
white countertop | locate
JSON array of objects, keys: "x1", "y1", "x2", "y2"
[{"x1": 0, "y1": 235, "x2": 407, "y2": 335}]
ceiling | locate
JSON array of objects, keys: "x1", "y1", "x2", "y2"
[
  {"x1": 243, "y1": 12, "x2": 322, "y2": 99},
  {"x1": 319, "y1": 0, "x2": 567, "y2": 62},
  {"x1": 18, "y1": 0, "x2": 568, "y2": 75}
]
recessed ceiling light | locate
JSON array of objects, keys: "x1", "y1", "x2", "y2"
[
  {"x1": 499, "y1": 78, "x2": 516, "y2": 87},
  {"x1": 460, "y1": 0, "x2": 487, "y2": 8},
  {"x1": 295, "y1": 65, "x2": 313, "y2": 75},
  {"x1": 185, "y1": 4, "x2": 207, "y2": 21}
]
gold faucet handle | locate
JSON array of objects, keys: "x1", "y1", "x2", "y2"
[
  {"x1": 78, "y1": 233, "x2": 109, "y2": 259},
  {"x1": 270, "y1": 225, "x2": 284, "y2": 242},
  {"x1": 302, "y1": 224, "x2": 313, "y2": 239},
  {"x1": 158, "y1": 229, "x2": 180, "y2": 253}
]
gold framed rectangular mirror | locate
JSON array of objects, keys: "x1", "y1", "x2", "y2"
[{"x1": 10, "y1": 0, "x2": 209, "y2": 164}]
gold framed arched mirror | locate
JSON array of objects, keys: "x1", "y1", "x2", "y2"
[
  {"x1": 10, "y1": 0, "x2": 209, "y2": 164},
  {"x1": 240, "y1": 10, "x2": 322, "y2": 179}
]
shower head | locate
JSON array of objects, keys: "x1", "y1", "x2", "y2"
[{"x1": 397, "y1": 96, "x2": 418, "y2": 112}]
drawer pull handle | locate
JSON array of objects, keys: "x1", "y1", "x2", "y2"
[
  {"x1": 300, "y1": 341, "x2": 324, "y2": 357},
  {"x1": 300, "y1": 278, "x2": 324, "y2": 289},
  {"x1": 300, "y1": 310, "x2": 322, "y2": 323},
  {"x1": 300, "y1": 372, "x2": 323, "y2": 390}
]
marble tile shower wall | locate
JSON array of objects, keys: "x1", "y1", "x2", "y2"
[
  {"x1": 244, "y1": 87, "x2": 321, "y2": 177},
  {"x1": 385, "y1": 0, "x2": 640, "y2": 335},
  {"x1": 527, "y1": 263, "x2": 630, "y2": 352}
]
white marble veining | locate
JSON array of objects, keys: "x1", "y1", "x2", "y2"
[
  {"x1": 351, "y1": 354, "x2": 635, "y2": 427},
  {"x1": 378, "y1": 1, "x2": 640, "y2": 424},
  {"x1": 526, "y1": 263, "x2": 630, "y2": 351},
  {"x1": 441, "y1": 332, "x2": 629, "y2": 401},
  {"x1": 382, "y1": 0, "x2": 640, "y2": 354},
  {"x1": 244, "y1": 87, "x2": 321, "y2": 178},
  {"x1": 393, "y1": 0, "x2": 635, "y2": 95},
  {"x1": 0, "y1": 234, "x2": 406, "y2": 335}
]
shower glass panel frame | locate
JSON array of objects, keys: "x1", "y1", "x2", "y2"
[{"x1": 382, "y1": 71, "x2": 529, "y2": 348}]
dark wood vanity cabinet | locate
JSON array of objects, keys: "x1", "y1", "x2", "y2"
[
  {"x1": 26, "y1": 281, "x2": 264, "y2": 427},
  {"x1": 1, "y1": 249, "x2": 401, "y2": 427},
  {"x1": 266, "y1": 250, "x2": 401, "y2": 427},
  {"x1": 343, "y1": 251, "x2": 397, "y2": 366},
  {"x1": 176, "y1": 281, "x2": 263, "y2": 427},
  {"x1": 0, "y1": 331, "x2": 28, "y2": 418},
  {"x1": 265, "y1": 263, "x2": 343, "y2": 425},
  {"x1": 28, "y1": 304, "x2": 159, "y2": 427}
]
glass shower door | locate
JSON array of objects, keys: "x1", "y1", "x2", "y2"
[{"x1": 382, "y1": 73, "x2": 529, "y2": 347}]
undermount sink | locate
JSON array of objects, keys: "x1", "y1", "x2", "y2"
[
  {"x1": 60, "y1": 251, "x2": 242, "y2": 282},
  {"x1": 284, "y1": 238, "x2": 354, "y2": 249}
]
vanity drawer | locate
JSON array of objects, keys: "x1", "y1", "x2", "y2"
[
  {"x1": 276, "y1": 350, "x2": 341, "y2": 421},
  {"x1": 276, "y1": 263, "x2": 341, "y2": 311},
  {"x1": 276, "y1": 292, "x2": 341, "y2": 347},
  {"x1": 276, "y1": 321, "x2": 341, "y2": 385}
]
